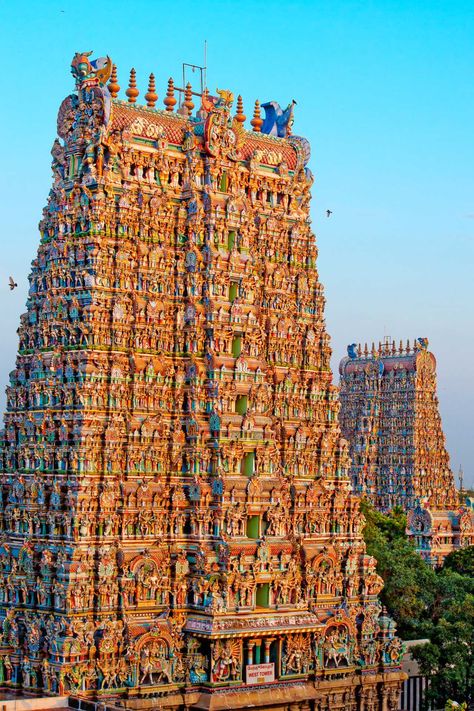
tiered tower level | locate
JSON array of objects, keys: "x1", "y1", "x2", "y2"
[
  {"x1": 0, "y1": 54, "x2": 404, "y2": 710},
  {"x1": 339, "y1": 339, "x2": 473, "y2": 565}
]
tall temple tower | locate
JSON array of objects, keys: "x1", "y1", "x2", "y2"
[
  {"x1": 339, "y1": 339, "x2": 474, "y2": 565},
  {"x1": 0, "y1": 54, "x2": 405, "y2": 709}
]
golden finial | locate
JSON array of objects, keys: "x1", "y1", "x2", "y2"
[
  {"x1": 357, "y1": 343, "x2": 361, "y2": 357},
  {"x1": 399, "y1": 340, "x2": 403, "y2": 354},
  {"x1": 371, "y1": 342, "x2": 376, "y2": 356},
  {"x1": 251, "y1": 100, "x2": 263, "y2": 132},
  {"x1": 145, "y1": 73, "x2": 158, "y2": 108},
  {"x1": 164, "y1": 77, "x2": 177, "y2": 112},
  {"x1": 364, "y1": 343, "x2": 368, "y2": 356},
  {"x1": 235, "y1": 95, "x2": 246, "y2": 124},
  {"x1": 108, "y1": 64, "x2": 120, "y2": 99},
  {"x1": 406, "y1": 339, "x2": 410, "y2": 353},
  {"x1": 183, "y1": 82, "x2": 195, "y2": 115},
  {"x1": 126, "y1": 68, "x2": 139, "y2": 104}
]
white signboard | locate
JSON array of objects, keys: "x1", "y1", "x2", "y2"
[{"x1": 246, "y1": 662, "x2": 275, "y2": 685}]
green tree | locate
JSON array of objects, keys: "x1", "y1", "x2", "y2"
[
  {"x1": 360, "y1": 502, "x2": 474, "y2": 709},
  {"x1": 360, "y1": 500, "x2": 437, "y2": 638},
  {"x1": 442, "y1": 546, "x2": 474, "y2": 577},
  {"x1": 412, "y1": 594, "x2": 474, "y2": 710}
]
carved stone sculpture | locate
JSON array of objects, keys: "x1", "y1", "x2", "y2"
[{"x1": 0, "y1": 54, "x2": 404, "y2": 709}]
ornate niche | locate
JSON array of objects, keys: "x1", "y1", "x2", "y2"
[
  {"x1": 280, "y1": 633, "x2": 313, "y2": 677},
  {"x1": 317, "y1": 619, "x2": 356, "y2": 671},
  {"x1": 131, "y1": 618, "x2": 186, "y2": 688},
  {"x1": 210, "y1": 638, "x2": 242, "y2": 684},
  {"x1": 137, "y1": 637, "x2": 173, "y2": 686},
  {"x1": 126, "y1": 550, "x2": 170, "y2": 608},
  {"x1": 306, "y1": 547, "x2": 342, "y2": 599},
  {"x1": 407, "y1": 506, "x2": 433, "y2": 551}
]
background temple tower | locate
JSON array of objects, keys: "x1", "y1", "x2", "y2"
[
  {"x1": 339, "y1": 338, "x2": 474, "y2": 565},
  {"x1": 0, "y1": 54, "x2": 404, "y2": 708}
]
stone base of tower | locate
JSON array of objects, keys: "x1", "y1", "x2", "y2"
[{"x1": 66, "y1": 671, "x2": 405, "y2": 710}]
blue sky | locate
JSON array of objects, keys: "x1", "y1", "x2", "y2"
[{"x1": 0, "y1": 0, "x2": 472, "y2": 485}]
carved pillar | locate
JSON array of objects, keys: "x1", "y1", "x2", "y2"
[
  {"x1": 263, "y1": 637, "x2": 273, "y2": 663},
  {"x1": 387, "y1": 686, "x2": 402, "y2": 710},
  {"x1": 247, "y1": 640, "x2": 255, "y2": 665}
]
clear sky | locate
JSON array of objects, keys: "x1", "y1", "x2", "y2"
[{"x1": 0, "y1": 0, "x2": 472, "y2": 486}]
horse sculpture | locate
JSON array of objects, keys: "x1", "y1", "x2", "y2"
[
  {"x1": 323, "y1": 628, "x2": 352, "y2": 668},
  {"x1": 139, "y1": 644, "x2": 173, "y2": 685}
]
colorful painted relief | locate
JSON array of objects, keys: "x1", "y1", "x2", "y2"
[
  {"x1": 339, "y1": 339, "x2": 474, "y2": 565},
  {"x1": 0, "y1": 54, "x2": 404, "y2": 710}
]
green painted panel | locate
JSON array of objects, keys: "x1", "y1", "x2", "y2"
[
  {"x1": 256, "y1": 583, "x2": 269, "y2": 608},
  {"x1": 242, "y1": 451, "x2": 255, "y2": 476},
  {"x1": 236, "y1": 395, "x2": 247, "y2": 415},
  {"x1": 232, "y1": 336, "x2": 242, "y2": 357},
  {"x1": 246, "y1": 515, "x2": 260, "y2": 538}
]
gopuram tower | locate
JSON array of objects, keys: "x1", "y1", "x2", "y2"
[
  {"x1": 0, "y1": 54, "x2": 405, "y2": 709},
  {"x1": 339, "y1": 339, "x2": 474, "y2": 565}
]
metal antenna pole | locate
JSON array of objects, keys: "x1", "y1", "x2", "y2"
[{"x1": 181, "y1": 61, "x2": 207, "y2": 98}]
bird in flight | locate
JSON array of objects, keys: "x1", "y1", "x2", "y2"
[
  {"x1": 326, "y1": 209, "x2": 333, "y2": 217},
  {"x1": 9, "y1": 276, "x2": 18, "y2": 291}
]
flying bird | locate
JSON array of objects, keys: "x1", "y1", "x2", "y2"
[
  {"x1": 326, "y1": 209, "x2": 333, "y2": 217},
  {"x1": 9, "y1": 277, "x2": 17, "y2": 291}
]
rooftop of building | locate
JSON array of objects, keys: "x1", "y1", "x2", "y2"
[
  {"x1": 110, "y1": 99, "x2": 302, "y2": 170},
  {"x1": 68, "y1": 54, "x2": 309, "y2": 172},
  {"x1": 339, "y1": 338, "x2": 436, "y2": 376}
]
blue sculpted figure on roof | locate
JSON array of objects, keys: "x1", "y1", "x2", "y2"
[
  {"x1": 261, "y1": 100, "x2": 296, "y2": 138},
  {"x1": 347, "y1": 343, "x2": 358, "y2": 359}
]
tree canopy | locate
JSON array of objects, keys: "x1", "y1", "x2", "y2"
[{"x1": 360, "y1": 500, "x2": 474, "y2": 710}]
